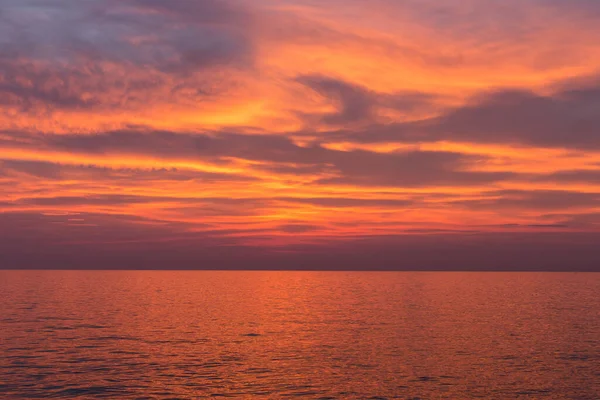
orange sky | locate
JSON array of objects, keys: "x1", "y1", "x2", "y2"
[{"x1": 1, "y1": 0, "x2": 600, "y2": 269}]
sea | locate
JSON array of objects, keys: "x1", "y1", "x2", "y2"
[{"x1": 1, "y1": 271, "x2": 599, "y2": 399}]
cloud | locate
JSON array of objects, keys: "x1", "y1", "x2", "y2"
[
  {"x1": 13, "y1": 194, "x2": 183, "y2": 207},
  {"x1": 538, "y1": 0, "x2": 600, "y2": 17},
  {"x1": 317, "y1": 149, "x2": 512, "y2": 187},
  {"x1": 0, "y1": 159, "x2": 259, "y2": 183},
  {"x1": 455, "y1": 190, "x2": 600, "y2": 211},
  {"x1": 130, "y1": 0, "x2": 245, "y2": 23},
  {"x1": 0, "y1": 59, "x2": 173, "y2": 113},
  {"x1": 318, "y1": 76, "x2": 600, "y2": 150},
  {"x1": 1, "y1": 0, "x2": 600, "y2": 270},
  {"x1": 0, "y1": 0, "x2": 255, "y2": 119},
  {"x1": 297, "y1": 75, "x2": 374, "y2": 124},
  {"x1": 0, "y1": 128, "x2": 515, "y2": 187},
  {"x1": 534, "y1": 170, "x2": 600, "y2": 185},
  {"x1": 554, "y1": 212, "x2": 600, "y2": 228},
  {"x1": 1, "y1": 0, "x2": 253, "y2": 70},
  {"x1": 0, "y1": 62, "x2": 100, "y2": 112},
  {"x1": 278, "y1": 224, "x2": 321, "y2": 233},
  {"x1": 427, "y1": 84, "x2": 600, "y2": 149},
  {"x1": 278, "y1": 197, "x2": 415, "y2": 208},
  {"x1": 0, "y1": 0, "x2": 450, "y2": 126},
  {"x1": 297, "y1": 75, "x2": 437, "y2": 125},
  {"x1": 2, "y1": 211, "x2": 599, "y2": 271}
]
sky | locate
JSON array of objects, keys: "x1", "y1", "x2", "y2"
[{"x1": 1, "y1": 0, "x2": 600, "y2": 270}]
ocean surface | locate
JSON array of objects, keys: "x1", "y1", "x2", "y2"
[{"x1": 1, "y1": 271, "x2": 599, "y2": 399}]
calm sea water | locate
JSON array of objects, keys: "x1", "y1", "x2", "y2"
[{"x1": 1, "y1": 271, "x2": 599, "y2": 399}]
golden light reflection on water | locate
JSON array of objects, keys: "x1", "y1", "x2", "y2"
[{"x1": 1, "y1": 271, "x2": 599, "y2": 399}]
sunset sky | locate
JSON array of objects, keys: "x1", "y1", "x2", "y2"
[{"x1": 1, "y1": 0, "x2": 600, "y2": 270}]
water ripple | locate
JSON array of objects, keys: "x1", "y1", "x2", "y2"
[{"x1": 1, "y1": 271, "x2": 599, "y2": 399}]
